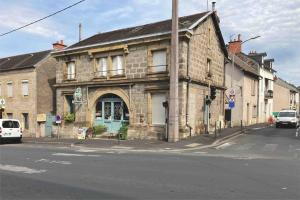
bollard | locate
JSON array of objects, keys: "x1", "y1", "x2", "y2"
[
  {"x1": 214, "y1": 121, "x2": 217, "y2": 139},
  {"x1": 241, "y1": 120, "x2": 243, "y2": 133},
  {"x1": 219, "y1": 121, "x2": 222, "y2": 136},
  {"x1": 296, "y1": 127, "x2": 299, "y2": 138}
]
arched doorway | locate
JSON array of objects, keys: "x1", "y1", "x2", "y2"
[{"x1": 94, "y1": 94, "x2": 129, "y2": 133}]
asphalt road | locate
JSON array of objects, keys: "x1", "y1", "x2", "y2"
[{"x1": 0, "y1": 126, "x2": 299, "y2": 200}]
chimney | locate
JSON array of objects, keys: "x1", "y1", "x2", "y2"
[
  {"x1": 228, "y1": 34, "x2": 242, "y2": 54},
  {"x1": 52, "y1": 40, "x2": 67, "y2": 50},
  {"x1": 212, "y1": 2, "x2": 216, "y2": 11}
]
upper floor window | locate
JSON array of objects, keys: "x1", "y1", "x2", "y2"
[
  {"x1": 251, "y1": 79, "x2": 256, "y2": 96},
  {"x1": 207, "y1": 59, "x2": 211, "y2": 73},
  {"x1": 66, "y1": 61, "x2": 76, "y2": 80},
  {"x1": 0, "y1": 82, "x2": 2, "y2": 96},
  {"x1": 152, "y1": 50, "x2": 167, "y2": 72},
  {"x1": 7, "y1": 82, "x2": 13, "y2": 97},
  {"x1": 22, "y1": 80, "x2": 29, "y2": 96},
  {"x1": 112, "y1": 55, "x2": 124, "y2": 76},
  {"x1": 96, "y1": 57, "x2": 108, "y2": 77}
]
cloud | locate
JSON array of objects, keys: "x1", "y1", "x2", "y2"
[{"x1": 0, "y1": 4, "x2": 65, "y2": 39}]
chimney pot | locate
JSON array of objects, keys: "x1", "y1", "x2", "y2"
[
  {"x1": 212, "y1": 2, "x2": 216, "y2": 11},
  {"x1": 52, "y1": 40, "x2": 67, "y2": 50}
]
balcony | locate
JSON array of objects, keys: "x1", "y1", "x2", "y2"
[{"x1": 264, "y1": 90, "x2": 273, "y2": 99}]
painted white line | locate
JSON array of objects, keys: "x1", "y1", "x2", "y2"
[
  {"x1": 194, "y1": 151, "x2": 208, "y2": 154},
  {"x1": 76, "y1": 149, "x2": 97, "y2": 153},
  {"x1": 0, "y1": 164, "x2": 46, "y2": 174},
  {"x1": 185, "y1": 143, "x2": 202, "y2": 148},
  {"x1": 215, "y1": 142, "x2": 235, "y2": 150},
  {"x1": 35, "y1": 159, "x2": 71, "y2": 165},
  {"x1": 52, "y1": 153, "x2": 101, "y2": 157}
]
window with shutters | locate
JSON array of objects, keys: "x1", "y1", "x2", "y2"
[
  {"x1": 7, "y1": 82, "x2": 13, "y2": 97},
  {"x1": 96, "y1": 57, "x2": 108, "y2": 77},
  {"x1": 152, "y1": 50, "x2": 167, "y2": 72},
  {"x1": 112, "y1": 55, "x2": 124, "y2": 76},
  {"x1": 66, "y1": 61, "x2": 76, "y2": 80},
  {"x1": 22, "y1": 80, "x2": 29, "y2": 96},
  {"x1": 151, "y1": 93, "x2": 166, "y2": 125}
]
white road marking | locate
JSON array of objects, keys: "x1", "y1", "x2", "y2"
[
  {"x1": 52, "y1": 153, "x2": 100, "y2": 157},
  {"x1": 76, "y1": 149, "x2": 97, "y2": 153},
  {"x1": 194, "y1": 151, "x2": 208, "y2": 154},
  {"x1": 215, "y1": 142, "x2": 235, "y2": 150},
  {"x1": 35, "y1": 159, "x2": 71, "y2": 165},
  {"x1": 185, "y1": 143, "x2": 202, "y2": 148},
  {"x1": 0, "y1": 164, "x2": 46, "y2": 174}
]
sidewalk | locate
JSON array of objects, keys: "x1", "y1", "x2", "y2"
[{"x1": 22, "y1": 123, "x2": 269, "y2": 150}]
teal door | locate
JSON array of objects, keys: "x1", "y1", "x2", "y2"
[{"x1": 94, "y1": 96, "x2": 128, "y2": 134}]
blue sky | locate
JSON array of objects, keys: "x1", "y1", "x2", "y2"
[{"x1": 0, "y1": 0, "x2": 299, "y2": 86}]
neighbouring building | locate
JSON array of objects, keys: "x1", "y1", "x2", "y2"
[
  {"x1": 273, "y1": 77, "x2": 299, "y2": 113},
  {"x1": 0, "y1": 45, "x2": 60, "y2": 137},
  {"x1": 52, "y1": 11, "x2": 228, "y2": 140},
  {"x1": 247, "y1": 52, "x2": 276, "y2": 123},
  {"x1": 225, "y1": 35, "x2": 260, "y2": 127}
]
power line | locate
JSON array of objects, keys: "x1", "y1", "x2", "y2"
[{"x1": 0, "y1": 0, "x2": 86, "y2": 37}]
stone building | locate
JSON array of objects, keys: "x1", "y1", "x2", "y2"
[
  {"x1": 273, "y1": 77, "x2": 299, "y2": 113},
  {"x1": 225, "y1": 35, "x2": 260, "y2": 127},
  {"x1": 52, "y1": 11, "x2": 227, "y2": 140},
  {"x1": 0, "y1": 48, "x2": 59, "y2": 137}
]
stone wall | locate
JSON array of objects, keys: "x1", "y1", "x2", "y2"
[{"x1": 0, "y1": 69, "x2": 37, "y2": 137}]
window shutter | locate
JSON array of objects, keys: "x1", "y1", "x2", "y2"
[{"x1": 152, "y1": 50, "x2": 166, "y2": 72}]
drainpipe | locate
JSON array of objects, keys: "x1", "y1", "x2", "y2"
[{"x1": 186, "y1": 39, "x2": 193, "y2": 137}]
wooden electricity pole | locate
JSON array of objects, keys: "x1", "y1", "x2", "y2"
[{"x1": 168, "y1": 0, "x2": 179, "y2": 142}]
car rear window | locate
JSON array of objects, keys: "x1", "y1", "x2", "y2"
[
  {"x1": 2, "y1": 120, "x2": 20, "y2": 128},
  {"x1": 278, "y1": 112, "x2": 296, "y2": 117}
]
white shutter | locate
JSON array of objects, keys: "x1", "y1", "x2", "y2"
[
  {"x1": 151, "y1": 93, "x2": 166, "y2": 125},
  {"x1": 112, "y1": 56, "x2": 124, "y2": 75},
  {"x1": 67, "y1": 62, "x2": 75, "y2": 79},
  {"x1": 7, "y1": 82, "x2": 13, "y2": 97},
  {"x1": 152, "y1": 50, "x2": 166, "y2": 72},
  {"x1": 98, "y1": 58, "x2": 107, "y2": 76},
  {"x1": 22, "y1": 81, "x2": 29, "y2": 96}
]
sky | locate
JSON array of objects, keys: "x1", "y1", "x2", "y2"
[{"x1": 0, "y1": 0, "x2": 299, "y2": 86}]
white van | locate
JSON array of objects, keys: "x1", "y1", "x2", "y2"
[
  {"x1": 0, "y1": 119, "x2": 22, "y2": 143},
  {"x1": 275, "y1": 110, "x2": 299, "y2": 128}
]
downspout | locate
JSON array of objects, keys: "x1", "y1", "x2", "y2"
[{"x1": 186, "y1": 39, "x2": 192, "y2": 137}]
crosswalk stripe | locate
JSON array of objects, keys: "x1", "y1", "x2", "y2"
[{"x1": 0, "y1": 164, "x2": 46, "y2": 174}]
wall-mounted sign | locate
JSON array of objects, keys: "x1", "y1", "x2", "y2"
[
  {"x1": 73, "y1": 87, "x2": 83, "y2": 104},
  {"x1": 37, "y1": 114, "x2": 47, "y2": 122},
  {"x1": 55, "y1": 115, "x2": 62, "y2": 124},
  {"x1": 0, "y1": 99, "x2": 5, "y2": 109}
]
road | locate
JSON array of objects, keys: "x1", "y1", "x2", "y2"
[{"x1": 0, "y1": 126, "x2": 300, "y2": 200}]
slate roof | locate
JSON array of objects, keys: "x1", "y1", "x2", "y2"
[
  {"x1": 0, "y1": 50, "x2": 51, "y2": 72},
  {"x1": 275, "y1": 77, "x2": 299, "y2": 92},
  {"x1": 231, "y1": 52, "x2": 260, "y2": 77},
  {"x1": 68, "y1": 12, "x2": 209, "y2": 49}
]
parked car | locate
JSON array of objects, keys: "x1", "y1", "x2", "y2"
[
  {"x1": 275, "y1": 110, "x2": 299, "y2": 128},
  {"x1": 0, "y1": 119, "x2": 22, "y2": 143}
]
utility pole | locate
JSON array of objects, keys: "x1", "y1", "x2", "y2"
[{"x1": 168, "y1": 0, "x2": 179, "y2": 142}]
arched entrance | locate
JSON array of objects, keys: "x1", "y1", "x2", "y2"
[{"x1": 94, "y1": 94, "x2": 129, "y2": 133}]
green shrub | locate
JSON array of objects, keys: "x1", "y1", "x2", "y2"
[
  {"x1": 118, "y1": 122, "x2": 129, "y2": 140},
  {"x1": 93, "y1": 125, "x2": 107, "y2": 135},
  {"x1": 64, "y1": 113, "x2": 75, "y2": 123}
]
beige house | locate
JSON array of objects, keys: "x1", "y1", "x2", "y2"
[
  {"x1": 273, "y1": 77, "x2": 299, "y2": 113},
  {"x1": 225, "y1": 35, "x2": 260, "y2": 127},
  {"x1": 52, "y1": 11, "x2": 228, "y2": 140},
  {"x1": 0, "y1": 49, "x2": 58, "y2": 137}
]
